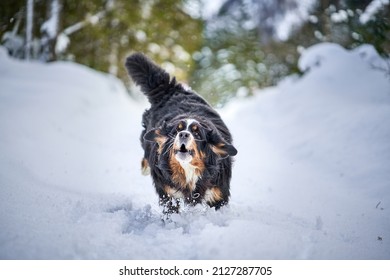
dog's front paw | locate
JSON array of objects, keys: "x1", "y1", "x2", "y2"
[{"x1": 160, "y1": 197, "x2": 181, "y2": 220}]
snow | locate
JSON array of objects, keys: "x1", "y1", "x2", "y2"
[
  {"x1": 183, "y1": 0, "x2": 226, "y2": 19},
  {"x1": 360, "y1": 0, "x2": 389, "y2": 24},
  {"x1": 55, "y1": 33, "x2": 70, "y2": 54},
  {"x1": 0, "y1": 43, "x2": 389, "y2": 259},
  {"x1": 276, "y1": 0, "x2": 316, "y2": 41},
  {"x1": 330, "y1": 9, "x2": 349, "y2": 23},
  {"x1": 40, "y1": 0, "x2": 61, "y2": 39}
]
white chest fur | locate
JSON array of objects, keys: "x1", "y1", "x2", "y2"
[{"x1": 179, "y1": 161, "x2": 200, "y2": 191}]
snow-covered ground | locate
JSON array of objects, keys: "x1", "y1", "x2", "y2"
[{"x1": 0, "y1": 43, "x2": 389, "y2": 259}]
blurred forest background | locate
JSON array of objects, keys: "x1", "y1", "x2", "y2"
[{"x1": 1, "y1": 0, "x2": 389, "y2": 106}]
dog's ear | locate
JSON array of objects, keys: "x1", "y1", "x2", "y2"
[
  {"x1": 143, "y1": 128, "x2": 167, "y2": 142},
  {"x1": 211, "y1": 142, "x2": 238, "y2": 159},
  {"x1": 144, "y1": 129, "x2": 159, "y2": 142},
  {"x1": 143, "y1": 122, "x2": 168, "y2": 142},
  {"x1": 207, "y1": 130, "x2": 237, "y2": 158}
]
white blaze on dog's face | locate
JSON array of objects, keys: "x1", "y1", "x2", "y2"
[
  {"x1": 173, "y1": 119, "x2": 198, "y2": 164},
  {"x1": 171, "y1": 118, "x2": 205, "y2": 188}
]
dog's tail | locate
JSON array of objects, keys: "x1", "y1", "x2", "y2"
[{"x1": 125, "y1": 53, "x2": 179, "y2": 104}]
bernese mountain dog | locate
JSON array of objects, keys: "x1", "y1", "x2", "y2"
[{"x1": 125, "y1": 53, "x2": 237, "y2": 217}]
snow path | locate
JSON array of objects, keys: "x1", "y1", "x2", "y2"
[{"x1": 0, "y1": 44, "x2": 389, "y2": 259}]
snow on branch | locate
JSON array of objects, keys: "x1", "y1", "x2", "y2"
[
  {"x1": 40, "y1": 0, "x2": 61, "y2": 39},
  {"x1": 360, "y1": 0, "x2": 389, "y2": 24},
  {"x1": 55, "y1": 10, "x2": 106, "y2": 54}
]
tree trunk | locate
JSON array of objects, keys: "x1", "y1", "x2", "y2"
[
  {"x1": 25, "y1": 0, "x2": 34, "y2": 60},
  {"x1": 40, "y1": 0, "x2": 62, "y2": 62}
]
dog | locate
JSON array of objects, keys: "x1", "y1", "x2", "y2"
[{"x1": 125, "y1": 53, "x2": 237, "y2": 216}]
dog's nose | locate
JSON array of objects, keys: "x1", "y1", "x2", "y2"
[{"x1": 178, "y1": 131, "x2": 190, "y2": 139}]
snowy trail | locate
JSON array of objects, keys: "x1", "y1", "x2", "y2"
[{"x1": 0, "y1": 44, "x2": 389, "y2": 259}]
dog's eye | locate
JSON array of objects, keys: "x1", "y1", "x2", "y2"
[
  {"x1": 191, "y1": 124, "x2": 202, "y2": 138},
  {"x1": 177, "y1": 122, "x2": 184, "y2": 131}
]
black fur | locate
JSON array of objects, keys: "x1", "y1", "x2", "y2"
[{"x1": 125, "y1": 53, "x2": 237, "y2": 215}]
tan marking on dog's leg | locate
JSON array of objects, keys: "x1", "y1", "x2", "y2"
[
  {"x1": 164, "y1": 185, "x2": 184, "y2": 199},
  {"x1": 204, "y1": 187, "x2": 223, "y2": 204},
  {"x1": 141, "y1": 158, "x2": 150, "y2": 176}
]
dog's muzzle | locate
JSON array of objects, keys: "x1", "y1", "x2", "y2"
[{"x1": 174, "y1": 131, "x2": 194, "y2": 161}]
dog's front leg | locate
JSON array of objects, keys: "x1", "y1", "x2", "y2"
[{"x1": 159, "y1": 195, "x2": 180, "y2": 220}]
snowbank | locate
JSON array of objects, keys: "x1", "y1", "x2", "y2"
[{"x1": 0, "y1": 43, "x2": 389, "y2": 259}]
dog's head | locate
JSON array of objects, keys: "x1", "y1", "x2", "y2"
[{"x1": 144, "y1": 117, "x2": 237, "y2": 189}]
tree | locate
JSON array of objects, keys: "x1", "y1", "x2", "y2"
[
  {"x1": 25, "y1": 0, "x2": 33, "y2": 60},
  {"x1": 190, "y1": 0, "x2": 389, "y2": 105},
  {"x1": 1, "y1": 0, "x2": 388, "y2": 105},
  {"x1": 1, "y1": 0, "x2": 28, "y2": 59},
  {"x1": 40, "y1": 0, "x2": 62, "y2": 61},
  {"x1": 1, "y1": 0, "x2": 204, "y2": 91},
  {"x1": 190, "y1": 0, "x2": 304, "y2": 105}
]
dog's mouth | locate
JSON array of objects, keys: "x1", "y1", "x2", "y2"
[{"x1": 174, "y1": 144, "x2": 193, "y2": 156}]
